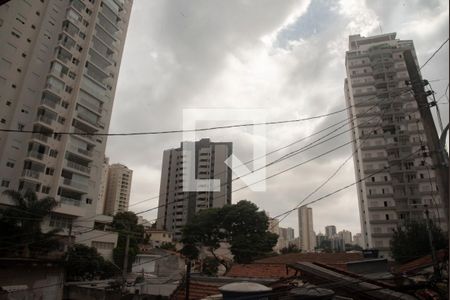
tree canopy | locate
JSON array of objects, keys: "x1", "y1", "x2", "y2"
[
  {"x1": 390, "y1": 218, "x2": 448, "y2": 263},
  {"x1": 181, "y1": 200, "x2": 278, "y2": 266},
  {"x1": 0, "y1": 190, "x2": 60, "y2": 257},
  {"x1": 65, "y1": 244, "x2": 118, "y2": 281},
  {"x1": 111, "y1": 211, "x2": 144, "y2": 271}
]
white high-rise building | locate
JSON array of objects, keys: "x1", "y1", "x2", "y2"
[
  {"x1": 298, "y1": 205, "x2": 316, "y2": 252},
  {"x1": 103, "y1": 163, "x2": 132, "y2": 215},
  {"x1": 0, "y1": 0, "x2": 133, "y2": 256},
  {"x1": 344, "y1": 33, "x2": 447, "y2": 257},
  {"x1": 156, "y1": 139, "x2": 232, "y2": 240},
  {"x1": 96, "y1": 156, "x2": 109, "y2": 214},
  {"x1": 338, "y1": 230, "x2": 352, "y2": 245}
]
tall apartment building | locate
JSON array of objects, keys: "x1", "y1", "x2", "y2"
[
  {"x1": 156, "y1": 138, "x2": 232, "y2": 239},
  {"x1": 325, "y1": 225, "x2": 336, "y2": 239},
  {"x1": 96, "y1": 156, "x2": 109, "y2": 214},
  {"x1": 0, "y1": 0, "x2": 133, "y2": 254},
  {"x1": 344, "y1": 33, "x2": 447, "y2": 257},
  {"x1": 103, "y1": 162, "x2": 132, "y2": 215},
  {"x1": 298, "y1": 205, "x2": 316, "y2": 252},
  {"x1": 338, "y1": 229, "x2": 352, "y2": 245}
]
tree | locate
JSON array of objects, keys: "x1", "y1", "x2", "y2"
[
  {"x1": 181, "y1": 200, "x2": 278, "y2": 267},
  {"x1": 390, "y1": 219, "x2": 448, "y2": 263},
  {"x1": 202, "y1": 257, "x2": 219, "y2": 276},
  {"x1": 111, "y1": 211, "x2": 144, "y2": 271},
  {"x1": 280, "y1": 244, "x2": 301, "y2": 254},
  {"x1": 0, "y1": 190, "x2": 60, "y2": 257},
  {"x1": 344, "y1": 243, "x2": 362, "y2": 251},
  {"x1": 159, "y1": 242, "x2": 176, "y2": 251},
  {"x1": 65, "y1": 244, "x2": 119, "y2": 280}
]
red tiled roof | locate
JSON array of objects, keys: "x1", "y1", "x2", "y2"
[
  {"x1": 226, "y1": 263, "x2": 296, "y2": 279},
  {"x1": 255, "y1": 252, "x2": 364, "y2": 270},
  {"x1": 172, "y1": 281, "x2": 221, "y2": 300},
  {"x1": 394, "y1": 249, "x2": 448, "y2": 274}
]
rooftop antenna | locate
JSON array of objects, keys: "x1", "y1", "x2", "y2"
[{"x1": 378, "y1": 22, "x2": 383, "y2": 34}]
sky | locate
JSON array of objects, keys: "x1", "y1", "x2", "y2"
[{"x1": 106, "y1": 0, "x2": 449, "y2": 237}]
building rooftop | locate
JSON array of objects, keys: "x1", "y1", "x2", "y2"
[
  {"x1": 255, "y1": 252, "x2": 364, "y2": 270},
  {"x1": 226, "y1": 263, "x2": 296, "y2": 279}
]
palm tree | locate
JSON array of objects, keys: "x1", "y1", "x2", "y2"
[{"x1": 0, "y1": 189, "x2": 61, "y2": 257}]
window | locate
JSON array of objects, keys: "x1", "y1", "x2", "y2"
[
  {"x1": 1, "y1": 180, "x2": 10, "y2": 187},
  {"x1": 49, "y1": 149, "x2": 58, "y2": 157},
  {"x1": 41, "y1": 186, "x2": 50, "y2": 194},
  {"x1": 92, "y1": 241, "x2": 114, "y2": 250},
  {"x1": 6, "y1": 162, "x2": 14, "y2": 168},
  {"x1": 49, "y1": 214, "x2": 72, "y2": 229},
  {"x1": 45, "y1": 168, "x2": 55, "y2": 175},
  {"x1": 385, "y1": 214, "x2": 389, "y2": 220}
]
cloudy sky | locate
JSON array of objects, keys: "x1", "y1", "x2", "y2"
[{"x1": 106, "y1": 0, "x2": 449, "y2": 236}]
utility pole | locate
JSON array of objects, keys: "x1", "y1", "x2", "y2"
[
  {"x1": 185, "y1": 259, "x2": 191, "y2": 300},
  {"x1": 122, "y1": 234, "x2": 130, "y2": 293},
  {"x1": 424, "y1": 206, "x2": 440, "y2": 279},
  {"x1": 404, "y1": 50, "x2": 449, "y2": 224}
]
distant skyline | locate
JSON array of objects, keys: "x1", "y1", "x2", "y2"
[{"x1": 107, "y1": 0, "x2": 449, "y2": 235}]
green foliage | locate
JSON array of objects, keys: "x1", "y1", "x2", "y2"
[
  {"x1": 181, "y1": 200, "x2": 278, "y2": 265},
  {"x1": 202, "y1": 257, "x2": 219, "y2": 276},
  {"x1": 111, "y1": 211, "x2": 144, "y2": 271},
  {"x1": 0, "y1": 190, "x2": 60, "y2": 257},
  {"x1": 317, "y1": 239, "x2": 332, "y2": 252},
  {"x1": 390, "y1": 219, "x2": 448, "y2": 263},
  {"x1": 280, "y1": 244, "x2": 301, "y2": 254},
  {"x1": 159, "y1": 242, "x2": 176, "y2": 251},
  {"x1": 65, "y1": 244, "x2": 118, "y2": 281}
]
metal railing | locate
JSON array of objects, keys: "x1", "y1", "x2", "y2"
[
  {"x1": 66, "y1": 160, "x2": 91, "y2": 173},
  {"x1": 60, "y1": 196, "x2": 81, "y2": 206},
  {"x1": 22, "y1": 169, "x2": 41, "y2": 179}
]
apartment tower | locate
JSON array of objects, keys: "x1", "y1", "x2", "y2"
[
  {"x1": 103, "y1": 163, "x2": 132, "y2": 215},
  {"x1": 156, "y1": 138, "x2": 232, "y2": 239},
  {"x1": 298, "y1": 205, "x2": 316, "y2": 252},
  {"x1": 344, "y1": 33, "x2": 447, "y2": 257},
  {"x1": 0, "y1": 0, "x2": 133, "y2": 250}
]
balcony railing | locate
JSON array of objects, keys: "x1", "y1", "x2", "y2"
[
  {"x1": 27, "y1": 151, "x2": 44, "y2": 160},
  {"x1": 63, "y1": 178, "x2": 88, "y2": 190},
  {"x1": 41, "y1": 98, "x2": 58, "y2": 109},
  {"x1": 32, "y1": 133, "x2": 50, "y2": 143},
  {"x1": 22, "y1": 169, "x2": 41, "y2": 179},
  {"x1": 60, "y1": 196, "x2": 81, "y2": 206},
  {"x1": 73, "y1": 128, "x2": 95, "y2": 141},
  {"x1": 66, "y1": 160, "x2": 91, "y2": 174},
  {"x1": 37, "y1": 115, "x2": 55, "y2": 126}
]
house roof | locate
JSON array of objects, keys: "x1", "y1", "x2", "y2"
[
  {"x1": 394, "y1": 249, "x2": 448, "y2": 274},
  {"x1": 255, "y1": 252, "x2": 364, "y2": 270},
  {"x1": 226, "y1": 263, "x2": 297, "y2": 279}
]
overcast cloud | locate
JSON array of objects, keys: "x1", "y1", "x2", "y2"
[{"x1": 106, "y1": 0, "x2": 449, "y2": 236}]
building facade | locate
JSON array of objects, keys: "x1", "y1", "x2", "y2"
[
  {"x1": 298, "y1": 206, "x2": 316, "y2": 252},
  {"x1": 0, "y1": 0, "x2": 133, "y2": 251},
  {"x1": 156, "y1": 139, "x2": 232, "y2": 239},
  {"x1": 96, "y1": 156, "x2": 109, "y2": 214},
  {"x1": 344, "y1": 33, "x2": 447, "y2": 257},
  {"x1": 103, "y1": 163, "x2": 132, "y2": 215},
  {"x1": 325, "y1": 225, "x2": 336, "y2": 239},
  {"x1": 338, "y1": 230, "x2": 352, "y2": 245}
]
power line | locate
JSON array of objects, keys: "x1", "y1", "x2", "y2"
[
  {"x1": 420, "y1": 37, "x2": 449, "y2": 70},
  {"x1": 0, "y1": 107, "x2": 349, "y2": 136}
]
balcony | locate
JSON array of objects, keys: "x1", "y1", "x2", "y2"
[
  {"x1": 60, "y1": 196, "x2": 81, "y2": 206},
  {"x1": 22, "y1": 169, "x2": 41, "y2": 180},
  {"x1": 66, "y1": 160, "x2": 91, "y2": 174},
  {"x1": 27, "y1": 150, "x2": 44, "y2": 160},
  {"x1": 63, "y1": 178, "x2": 88, "y2": 191},
  {"x1": 32, "y1": 133, "x2": 50, "y2": 143},
  {"x1": 37, "y1": 115, "x2": 55, "y2": 126}
]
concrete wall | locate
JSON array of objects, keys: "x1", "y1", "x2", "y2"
[{"x1": 0, "y1": 259, "x2": 64, "y2": 300}]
